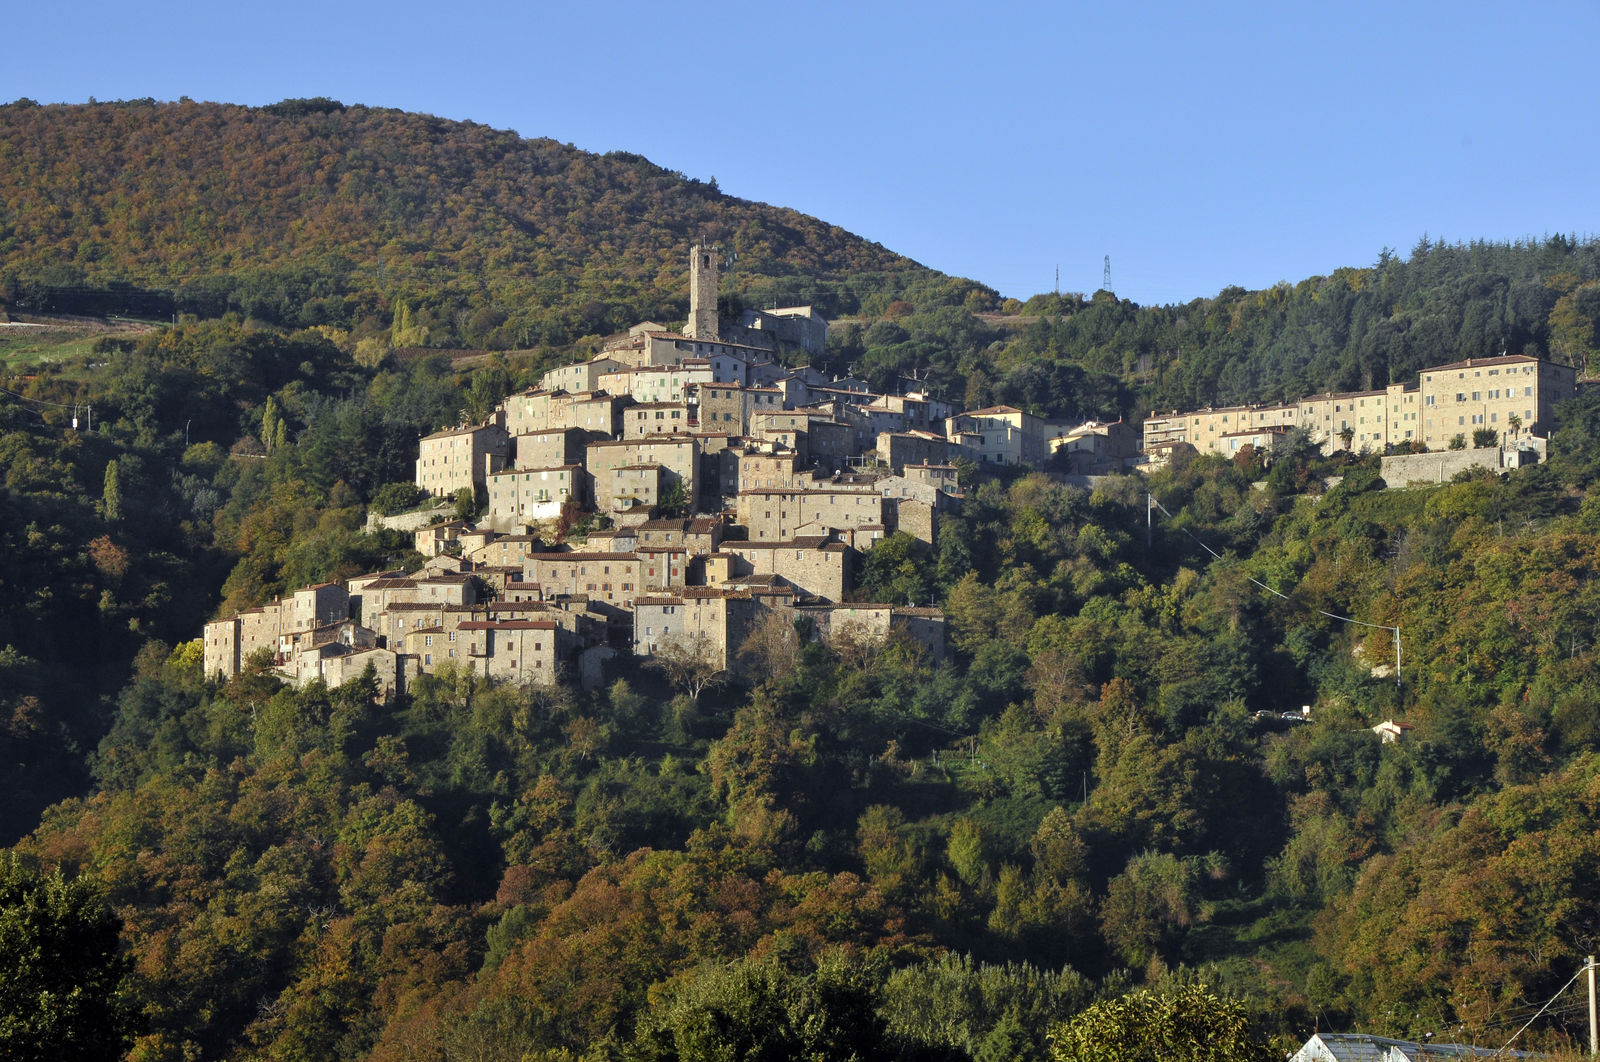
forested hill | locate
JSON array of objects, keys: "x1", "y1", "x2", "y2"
[
  {"x1": 0, "y1": 97, "x2": 960, "y2": 345},
  {"x1": 4, "y1": 99, "x2": 1598, "y2": 425}
]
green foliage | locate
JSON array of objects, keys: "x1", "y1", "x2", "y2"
[
  {"x1": 1048, "y1": 983, "x2": 1272, "y2": 1062},
  {"x1": 0, "y1": 856, "x2": 139, "y2": 1061},
  {"x1": 631, "y1": 950, "x2": 890, "y2": 1062}
]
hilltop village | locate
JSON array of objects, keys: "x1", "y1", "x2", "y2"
[{"x1": 203, "y1": 247, "x2": 1140, "y2": 692}]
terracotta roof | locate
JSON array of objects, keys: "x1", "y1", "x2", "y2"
[
  {"x1": 1423, "y1": 354, "x2": 1543, "y2": 372},
  {"x1": 458, "y1": 620, "x2": 558, "y2": 630}
]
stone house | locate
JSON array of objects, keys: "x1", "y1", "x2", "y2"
[
  {"x1": 636, "y1": 516, "x2": 724, "y2": 555},
  {"x1": 586, "y1": 437, "x2": 700, "y2": 511},
  {"x1": 456, "y1": 620, "x2": 571, "y2": 685},
  {"x1": 317, "y1": 647, "x2": 418, "y2": 698},
  {"x1": 622, "y1": 402, "x2": 693, "y2": 438},
  {"x1": 736, "y1": 449, "x2": 808, "y2": 492},
  {"x1": 945, "y1": 405, "x2": 1052, "y2": 467},
  {"x1": 538, "y1": 356, "x2": 625, "y2": 395},
  {"x1": 486, "y1": 465, "x2": 587, "y2": 528},
  {"x1": 719, "y1": 537, "x2": 852, "y2": 602},
  {"x1": 415, "y1": 420, "x2": 509, "y2": 498},
  {"x1": 736, "y1": 487, "x2": 883, "y2": 541},
  {"x1": 632, "y1": 589, "x2": 761, "y2": 672},
  {"x1": 598, "y1": 364, "x2": 711, "y2": 406},
  {"x1": 877, "y1": 431, "x2": 950, "y2": 470},
  {"x1": 203, "y1": 582, "x2": 351, "y2": 679},
  {"x1": 466, "y1": 534, "x2": 550, "y2": 570},
  {"x1": 1048, "y1": 419, "x2": 1140, "y2": 474},
  {"x1": 522, "y1": 552, "x2": 646, "y2": 609},
  {"x1": 512, "y1": 427, "x2": 588, "y2": 469}
]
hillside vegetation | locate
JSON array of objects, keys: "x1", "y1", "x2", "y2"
[
  {"x1": 5, "y1": 98, "x2": 1600, "y2": 1061},
  {"x1": 0, "y1": 98, "x2": 970, "y2": 349}
]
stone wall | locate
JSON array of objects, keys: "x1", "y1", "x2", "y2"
[{"x1": 1379, "y1": 443, "x2": 1545, "y2": 486}]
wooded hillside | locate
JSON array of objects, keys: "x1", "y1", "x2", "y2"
[{"x1": 6, "y1": 97, "x2": 1600, "y2": 1062}]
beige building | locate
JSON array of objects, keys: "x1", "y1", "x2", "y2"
[
  {"x1": 877, "y1": 431, "x2": 950, "y2": 470},
  {"x1": 512, "y1": 427, "x2": 587, "y2": 470},
  {"x1": 598, "y1": 364, "x2": 712, "y2": 406},
  {"x1": 736, "y1": 487, "x2": 883, "y2": 542},
  {"x1": 522, "y1": 552, "x2": 647, "y2": 608},
  {"x1": 633, "y1": 589, "x2": 761, "y2": 672},
  {"x1": 486, "y1": 465, "x2": 587, "y2": 528},
  {"x1": 622, "y1": 402, "x2": 693, "y2": 438},
  {"x1": 945, "y1": 406, "x2": 1052, "y2": 466},
  {"x1": 636, "y1": 516, "x2": 723, "y2": 555},
  {"x1": 203, "y1": 582, "x2": 350, "y2": 679},
  {"x1": 317, "y1": 647, "x2": 417, "y2": 698},
  {"x1": 1417, "y1": 354, "x2": 1574, "y2": 449},
  {"x1": 414, "y1": 421, "x2": 509, "y2": 498},
  {"x1": 586, "y1": 437, "x2": 700, "y2": 512},
  {"x1": 374, "y1": 602, "x2": 482, "y2": 650},
  {"x1": 718, "y1": 537, "x2": 851, "y2": 602},
  {"x1": 1049, "y1": 420, "x2": 1141, "y2": 474},
  {"x1": 466, "y1": 534, "x2": 549, "y2": 569},
  {"x1": 1142, "y1": 354, "x2": 1575, "y2": 459},
  {"x1": 797, "y1": 603, "x2": 948, "y2": 662},
  {"x1": 539, "y1": 356, "x2": 625, "y2": 395},
  {"x1": 457, "y1": 620, "x2": 570, "y2": 685},
  {"x1": 502, "y1": 390, "x2": 627, "y2": 437},
  {"x1": 735, "y1": 449, "x2": 809, "y2": 492}
]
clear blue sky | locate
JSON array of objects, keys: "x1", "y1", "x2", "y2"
[{"x1": 5, "y1": 0, "x2": 1597, "y2": 307}]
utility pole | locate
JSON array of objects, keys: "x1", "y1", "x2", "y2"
[
  {"x1": 1588, "y1": 954, "x2": 1596, "y2": 1057},
  {"x1": 1146, "y1": 492, "x2": 1154, "y2": 548}
]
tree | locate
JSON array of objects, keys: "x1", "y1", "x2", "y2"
[
  {"x1": 101, "y1": 459, "x2": 122, "y2": 523},
  {"x1": 632, "y1": 951, "x2": 889, "y2": 1062},
  {"x1": 0, "y1": 857, "x2": 139, "y2": 1061},
  {"x1": 1048, "y1": 983, "x2": 1271, "y2": 1062},
  {"x1": 647, "y1": 632, "x2": 727, "y2": 702},
  {"x1": 1473, "y1": 427, "x2": 1498, "y2": 448}
]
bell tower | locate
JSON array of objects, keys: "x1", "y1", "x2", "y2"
[{"x1": 687, "y1": 243, "x2": 720, "y2": 341}]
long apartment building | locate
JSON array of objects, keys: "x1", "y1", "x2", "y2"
[{"x1": 1142, "y1": 355, "x2": 1575, "y2": 458}]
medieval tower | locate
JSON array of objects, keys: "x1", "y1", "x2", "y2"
[{"x1": 686, "y1": 243, "x2": 720, "y2": 341}]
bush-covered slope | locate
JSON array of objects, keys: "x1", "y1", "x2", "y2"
[{"x1": 0, "y1": 98, "x2": 962, "y2": 345}]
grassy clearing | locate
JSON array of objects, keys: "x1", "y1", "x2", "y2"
[
  {"x1": 0, "y1": 318, "x2": 160, "y2": 375},
  {"x1": 0, "y1": 325, "x2": 101, "y2": 371}
]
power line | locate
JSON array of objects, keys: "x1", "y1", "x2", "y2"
[{"x1": 1147, "y1": 493, "x2": 1404, "y2": 691}]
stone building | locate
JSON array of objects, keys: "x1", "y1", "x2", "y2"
[
  {"x1": 486, "y1": 465, "x2": 587, "y2": 528},
  {"x1": 203, "y1": 582, "x2": 351, "y2": 680},
  {"x1": 945, "y1": 406, "x2": 1052, "y2": 466},
  {"x1": 736, "y1": 487, "x2": 883, "y2": 542},
  {"x1": 512, "y1": 427, "x2": 588, "y2": 469},
  {"x1": 585, "y1": 437, "x2": 700, "y2": 511},
  {"x1": 719, "y1": 537, "x2": 851, "y2": 601},
  {"x1": 522, "y1": 552, "x2": 647, "y2": 609},
  {"x1": 633, "y1": 589, "x2": 762, "y2": 672},
  {"x1": 414, "y1": 420, "x2": 509, "y2": 498},
  {"x1": 457, "y1": 619, "x2": 570, "y2": 685},
  {"x1": 1141, "y1": 354, "x2": 1576, "y2": 459},
  {"x1": 686, "y1": 243, "x2": 720, "y2": 341},
  {"x1": 622, "y1": 402, "x2": 693, "y2": 438}
]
